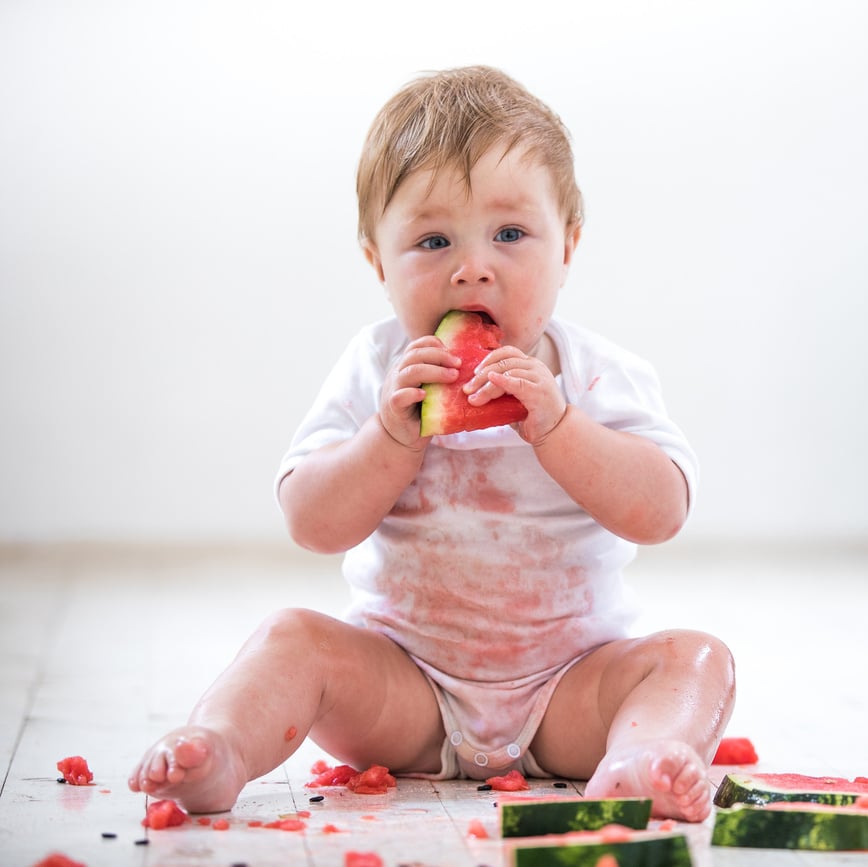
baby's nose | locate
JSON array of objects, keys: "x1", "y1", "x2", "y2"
[{"x1": 451, "y1": 255, "x2": 493, "y2": 285}]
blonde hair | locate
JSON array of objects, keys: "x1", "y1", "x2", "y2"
[{"x1": 356, "y1": 65, "x2": 583, "y2": 243}]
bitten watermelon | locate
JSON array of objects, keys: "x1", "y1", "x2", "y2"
[
  {"x1": 712, "y1": 802, "x2": 868, "y2": 851},
  {"x1": 500, "y1": 797, "x2": 652, "y2": 837},
  {"x1": 507, "y1": 830, "x2": 692, "y2": 867},
  {"x1": 714, "y1": 772, "x2": 868, "y2": 808},
  {"x1": 420, "y1": 310, "x2": 528, "y2": 436}
]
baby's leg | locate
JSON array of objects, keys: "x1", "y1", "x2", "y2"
[
  {"x1": 531, "y1": 629, "x2": 735, "y2": 822},
  {"x1": 129, "y1": 608, "x2": 445, "y2": 812}
]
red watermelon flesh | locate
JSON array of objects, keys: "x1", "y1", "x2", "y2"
[
  {"x1": 420, "y1": 310, "x2": 528, "y2": 436},
  {"x1": 712, "y1": 737, "x2": 759, "y2": 765}
]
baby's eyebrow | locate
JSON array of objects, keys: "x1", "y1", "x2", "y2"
[{"x1": 405, "y1": 198, "x2": 539, "y2": 226}]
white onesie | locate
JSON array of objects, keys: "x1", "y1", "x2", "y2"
[{"x1": 275, "y1": 315, "x2": 698, "y2": 779}]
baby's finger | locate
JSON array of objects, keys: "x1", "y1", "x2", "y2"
[
  {"x1": 464, "y1": 356, "x2": 534, "y2": 396},
  {"x1": 466, "y1": 378, "x2": 507, "y2": 405},
  {"x1": 400, "y1": 361, "x2": 460, "y2": 390}
]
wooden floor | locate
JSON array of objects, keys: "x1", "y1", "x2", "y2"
[{"x1": 1, "y1": 541, "x2": 866, "y2": 866}]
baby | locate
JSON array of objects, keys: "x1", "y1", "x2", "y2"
[{"x1": 130, "y1": 65, "x2": 735, "y2": 822}]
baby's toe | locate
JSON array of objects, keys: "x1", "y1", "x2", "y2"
[{"x1": 173, "y1": 736, "x2": 210, "y2": 771}]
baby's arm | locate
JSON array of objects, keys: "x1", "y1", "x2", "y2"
[
  {"x1": 468, "y1": 348, "x2": 687, "y2": 545},
  {"x1": 279, "y1": 336, "x2": 460, "y2": 553},
  {"x1": 534, "y1": 408, "x2": 688, "y2": 544}
]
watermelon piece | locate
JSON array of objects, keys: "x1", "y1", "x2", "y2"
[
  {"x1": 264, "y1": 817, "x2": 307, "y2": 831},
  {"x1": 712, "y1": 737, "x2": 758, "y2": 765},
  {"x1": 346, "y1": 765, "x2": 396, "y2": 794},
  {"x1": 507, "y1": 829, "x2": 692, "y2": 866},
  {"x1": 420, "y1": 310, "x2": 528, "y2": 436},
  {"x1": 142, "y1": 798, "x2": 189, "y2": 829},
  {"x1": 307, "y1": 763, "x2": 359, "y2": 787},
  {"x1": 32, "y1": 855, "x2": 87, "y2": 867},
  {"x1": 714, "y1": 772, "x2": 868, "y2": 807},
  {"x1": 500, "y1": 796, "x2": 652, "y2": 837},
  {"x1": 486, "y1": 769, "x2": 530, "y2": 792},
  {"x1": 56, "y1": 755, "x2": 93, "y2": 786},
  {"x1": 344, "y1": 853, "x2": 384, "y2": 867},
  {"x1": 712, "y1": 802, "x2": 868, "y2": 850}
]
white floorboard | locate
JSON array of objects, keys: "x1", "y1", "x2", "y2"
[{"x1": 1, "y1": 541, "x2": 866, "y2": 866}]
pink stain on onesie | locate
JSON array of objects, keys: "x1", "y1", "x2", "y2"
[{"x1": 341, "y1": 426, "x2": 638, "y2": 772}]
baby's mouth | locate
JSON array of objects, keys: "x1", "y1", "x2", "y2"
[{"x1": 455, "y1": 308, "x2": 497, "y2": 327}]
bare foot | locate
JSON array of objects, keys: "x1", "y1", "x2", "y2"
[
  {"x1": 128, "y1": 725, "x2": 248, "y2": 813},
  {"x1": 583, "y1": 739, "x2": 712, "y2": 822}
]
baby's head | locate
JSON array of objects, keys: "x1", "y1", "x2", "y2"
[{"x1": 356, "y1": 65, "x2": 583, "y2": 245}]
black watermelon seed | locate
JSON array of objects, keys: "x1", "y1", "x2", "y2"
[
  {"x1": 101, "y1": 832, "x2": 117, "y2": 838},
  {"x1": 56, "y1": 778, "x2": 66, "y2": 784},
  {"x1": 553, "y1": 781, "x2": 568, "y2": 788},
  {"x1": 476, "y1": 783, "x2": 492, "y2": 791},
  {"x1": 309, "y1": 794, "x2": 325, "y2": 802},
  {"x1": 134, "y1": 838, "x2": 149, "y2": 845}
]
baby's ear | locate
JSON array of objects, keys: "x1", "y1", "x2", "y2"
[
  {"x1": 563, "y1": 223, "x2": 581, "y2": 266},
  {"x1": 362, "y1": 240, "x2": 386, "y2": 284},
  {"x1": 560, "y1": 223, "x2": 581, "y2": 287}
]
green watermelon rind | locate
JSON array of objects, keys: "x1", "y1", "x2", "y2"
[
  {"x1": 714, "y1": 773, "x2": 868, "y2": 807},
  {"x1": 500, "y1": 797, "x2": 652, "y2": 838},
  {"x1": 712, "y1": 804, "x2": 868, "y2": 851},
  {"x1": 509, "y1": 833, "x2": 692, "y2": 867}
]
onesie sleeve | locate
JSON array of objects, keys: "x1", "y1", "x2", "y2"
[
  {"x1": 273, "y1": 319, "x2": 406, "y2": 498},
  {"x1": 550, "y1": 319, "x2": 700, "y2": 514}
]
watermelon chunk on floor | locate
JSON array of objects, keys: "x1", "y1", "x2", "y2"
[
  {"x1": 712, "y1": 737, "x2": 758, "y2": 765},
  {"x1": 142, "y1": 798, "x2": 189, "y2": 829},
  {"x1": 56, "y1": 755, "x2": 93, "y2": 786},
  {"x1": 420, "y1": 310, "x2": 528, "y2": 436}
]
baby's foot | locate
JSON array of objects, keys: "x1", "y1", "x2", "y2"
[
  {"x1": 583, "y1": 739, "x2": 712, "y2": 822},
  {"x1": 128, "y1": 725, "x2": 247, "y2": 813}
]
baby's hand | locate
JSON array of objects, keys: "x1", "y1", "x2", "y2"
[
  {"x1": 380, "y1": 336, "x2": 461, "y2": 448},
  {"x1": 463, "y1": 346, "x2": 567, "y2": 446}
]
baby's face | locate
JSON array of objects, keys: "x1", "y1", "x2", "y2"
[{"x1": 364, "y1": 144, "x2": 579, "y2": 356}]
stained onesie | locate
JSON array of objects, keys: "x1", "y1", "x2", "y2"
[{"x1": 275, "y1": 315, "x2": 698, "y2": 779}]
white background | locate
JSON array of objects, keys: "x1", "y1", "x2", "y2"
[{"x1": 2, "y1": 0, "x2": 866, "y2": 545}]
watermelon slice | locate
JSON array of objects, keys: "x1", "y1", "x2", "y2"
[
  {"x1": 714, "y1": 772, "x2": 868, "y2": 808},
  {"x1": 499, "y1": 796, "x2": 652, "y2": 838},
  {"x1": 712, "y1": 802, "x2": 868, "y2": 851},
  {"x1": 420, "y1": 310, "x2": 528, "y2": 436},
  {"x1": 506, "y1": 829, "x2": 692, "y2": 866}
]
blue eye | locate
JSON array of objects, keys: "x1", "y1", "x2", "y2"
[
  {"x1": 496, "y1": 227, "x2": 523, "y2": 243},
  {"x1": 420, "y1": 235, "x2": 450, "y2": 249}
]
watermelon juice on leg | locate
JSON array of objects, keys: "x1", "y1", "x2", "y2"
[
  {"x1": 131, "y1": 67, "x2": 735, "y2": 821},
  {"x1": 531, "y1": 629, "x2": 735, "y2": 822}
]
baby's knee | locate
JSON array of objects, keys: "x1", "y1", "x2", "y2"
[
  {"x1": 253, "y1": 607, "x2": 336, "y2": 654},
  {"x1": 651, "y1": 629, "x2": 735, "y2": 680}
]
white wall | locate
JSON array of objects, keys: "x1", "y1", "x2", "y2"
[{"x1": 1, "y1": 0, "x2": 866, "y2": 544}]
